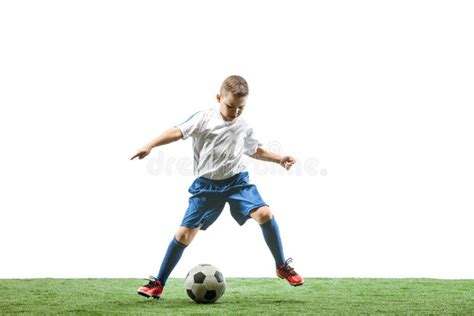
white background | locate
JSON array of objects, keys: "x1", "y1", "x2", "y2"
[{"x1": 1, "y1": 1, "x2": 473, "y2": 279}]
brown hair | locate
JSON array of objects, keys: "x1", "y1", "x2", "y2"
[{"x1": 220, "y1": 75, "x2": 249, "y2": 97}]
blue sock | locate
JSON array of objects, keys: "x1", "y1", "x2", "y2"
[
  {"x1": 260, "y1": 216, "x2": 285, "y2": 268},
  {"x1": 157, "y1": 237, "x2": 188, "y2": 286}
]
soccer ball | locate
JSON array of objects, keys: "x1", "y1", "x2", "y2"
[{"x1": 184, "y1": 264, "x2": 226, "y2": 304}]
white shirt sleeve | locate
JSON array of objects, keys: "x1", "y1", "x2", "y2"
[
  {"x1": 175, "y1": 111, "x2": 205, "y2": 140},
  {"x1": 243, "y1": 127, "x2": 263, "y2": 156}
]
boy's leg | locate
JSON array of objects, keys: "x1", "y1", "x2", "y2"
[
  {"x1": 156, "y1": 226, "x2": 200, "y2": 285},
  {"x1": 250, "y1": 206, "x2": 304, "y2": 286},
  {"x1": 137, "y1": 226, "x2": 200, "y2": 298},
  {"x1": 250, "y1": 206, "x2": 285, "y2": 267},
  {"x1": 139, "y1": 175, "x2": 226, "y2": 298}
]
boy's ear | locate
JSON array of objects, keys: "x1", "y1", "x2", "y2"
[{"x1": 216, "y1": 94, "x2": 221, "y2": 102}]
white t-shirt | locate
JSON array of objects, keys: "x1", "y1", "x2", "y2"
[{"x1": 175, "y1": 108, "x2": 262, "y2": 180}]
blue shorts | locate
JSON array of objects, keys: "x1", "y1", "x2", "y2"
[{"x1": 181, "y1": 172, "x2": 268, "y2": 230}]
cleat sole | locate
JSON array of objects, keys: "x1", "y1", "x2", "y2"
[
  {"x1": 292, "y1": 282, "x2": 304, "y2": 287},
  {"x1": 137, "y1": 291, "x2": 150, "y2": 298},
  {"x1": 137, "y1": 291, "x2": 161, "y2": 299}
]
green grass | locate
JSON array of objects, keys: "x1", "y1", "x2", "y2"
[{"x1": 0, "y1": 278, "x2": 473, "y2": 315}]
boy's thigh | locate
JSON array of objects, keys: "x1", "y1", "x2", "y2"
[
  {"x1": 181, "y1": 193, "x2": 226, "y2": 230},
  {"x1": 227, "y1": 184, "x2": 268, "y2": 226}
]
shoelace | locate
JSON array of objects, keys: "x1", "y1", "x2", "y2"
[
  {"x1": 144, "y1": 276, "x2": 160, "y2": 287},
  {"x1": 281, "y1": 258, "x2": 297, "y2": 276}
]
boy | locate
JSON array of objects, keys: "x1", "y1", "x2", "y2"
[{"x1": 131, "y1": 75, "x2": 303, "y2": 299}]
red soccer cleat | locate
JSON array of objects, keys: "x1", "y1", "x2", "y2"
[
  {"x1": 137, "y1": 276, "x2": 164, "y2": 299},
  {"x1": 276, "y1": 258, "x2": 304, "y2": 286}
]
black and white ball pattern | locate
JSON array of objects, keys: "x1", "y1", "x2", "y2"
[{"x1": 185, "y1": 264, "x2": 226, "y2": 304}]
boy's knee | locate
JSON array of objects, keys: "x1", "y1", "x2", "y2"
[
  {"x1": 251, "y1": 206, "x2": 273, "y2": 224},
  {"x1": 175, "y1": 226, "x2": 200, "y2": 245}
]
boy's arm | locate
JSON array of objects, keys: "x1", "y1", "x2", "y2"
[
  {"x1": 250, "y1": 147, "x2": 296, "y2": 170},
  {"x1": 130, "y1": 127, "x2": 183, "y2": 160}
]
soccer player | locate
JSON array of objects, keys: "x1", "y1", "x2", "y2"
[{"x1": 131, "y1": 75, "x2": 304, "y2": 299}]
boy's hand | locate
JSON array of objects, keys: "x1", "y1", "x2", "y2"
[
  {"x1": 131, "y1": 147, "x2": 151, "y2": 160},
  {"x1": 251, "y1": 147, "x2": 296, "y2": 170},
  {"x1": 279, "y1": 155, "x2": 296, "y2": 170}
]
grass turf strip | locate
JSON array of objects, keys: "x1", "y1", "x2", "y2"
[{"x1": 0, "y1": 278, "x2": 473, "y2": 314}]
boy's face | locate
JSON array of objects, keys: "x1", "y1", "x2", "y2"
[{"x1": 216, "y1": 93, "x2": 247, "y2": 122}]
